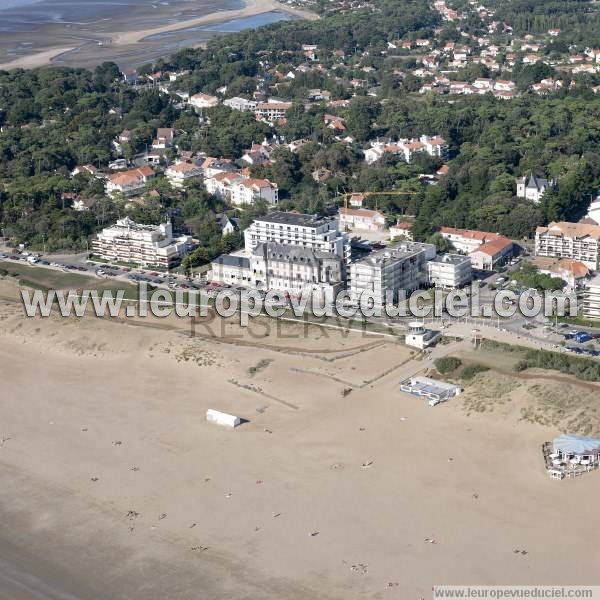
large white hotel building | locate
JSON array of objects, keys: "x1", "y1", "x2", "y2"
[{"x1": 243, "y1": 212, "x2": 351, "y2": 263}]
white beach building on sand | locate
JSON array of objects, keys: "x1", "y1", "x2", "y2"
[
  {"x1": 206, "y1": 409, "x2": 241, "y2": 428},
  {"x1": 400, "y1": 375, "x2": 461, "y2": 406},
  {"x1": 404, "y1": 321, "x2": 442, "y2": 350},
  {"x1": 546, "y1": 434, "x2": 600, "y2": 479}
]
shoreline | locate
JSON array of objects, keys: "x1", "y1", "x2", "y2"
[
  {"x1": 0, "y1": 0, "x2": 318, "y2": 71},
  {"x1": 112, "y1": 0, "x2": 318, "y2": 46},
  {"x1": 0, "y1": 46, "x2": 76, "y2": 71}
]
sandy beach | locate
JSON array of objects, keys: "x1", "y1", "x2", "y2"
[
  {"x1": 0, "y1": 46, "x2": 75, "y2": 71},
  {"x1": 0, "y1": 0, "x2": 316, "y2": 71},
  {"x1": 112, "y1": 0, "x2": 318, "y2": 46},
  {"x1": 1, "y1": 275, "x2": 599, "y2": 599}
]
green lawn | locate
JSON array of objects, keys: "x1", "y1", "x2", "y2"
[
  {"x1": 1, "y1": 261, "x2": 138, "y2": 298},
  {"x1": 0, "y1": 260, "x2": 95, "y2": 290}
]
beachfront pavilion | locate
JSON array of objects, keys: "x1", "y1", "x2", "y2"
[
  {"x1": 400, "y1": 376, "x2": 461, "y2": 406},
  {"x1": 551, "y1": 435, "x2": 600, "y2": 466}
]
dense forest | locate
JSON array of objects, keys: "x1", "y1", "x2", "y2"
[
  {"x1": 486, "y1": 0, "x2": 600, "y2": 46},
  {"x1": 0, "y1": 0, "x2": 599, "y2": 254}
]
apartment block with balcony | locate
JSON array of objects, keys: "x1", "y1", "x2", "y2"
[
  {"x1": 350, "y1": 242, "x2": 431, "y2": 308},
  {"x1": 91, "y1": 217, "x2": 193, "y2": 268},
  {"x1": 582, "y1": 274, "x2": 600, "y2": 321},
  {"x1": 428, "y1": 254, "x2": 472, "y2": 288},
  {"x1": 535, "y1": 222, "x2": 600, "y2": 270}
]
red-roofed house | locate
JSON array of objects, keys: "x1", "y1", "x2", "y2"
[
  {"x1": 165, "y1": 161, "x2": 204, "y2": 188},
  {"x1": 106, "y1": 166, "x2": 155, "y2": 197},
  {"x1": 469, "y1": 237, "x2": 514, "y2": 270},
  {"x1": 389, "y1": 221, "x2": 413, "y2": 240}
]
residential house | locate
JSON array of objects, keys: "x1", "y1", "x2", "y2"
[
  {"x1": 210, "y1": 253, "x2": 251, "y2": 285},
  {"x1": 348, "y1": 193, "x2": 366, "y2": 208},
  {"x1": 71, "y1": 164, "x2": 100, "y2": 178},
  {"x1": 71, "y1": 196, "x2": 97, "y2": 212},
  {"x1": 389, "y1": 221, "x2": 413, "y2": 240},
  {"x1": 105, "y1": 166, "x2": 155, "y2": 197},
  {"x1": 165, "y1": 161, "x2": 204, "y2": 189},
  {"x1": 216, "y1": 213, "x2": 240, "y2": 237},
  {"x1": 152, "y1": 128, "x2": 175, "y2": 149},
  {"x1": 339, "y1": 207, "x2": 386, "y2": 232},
  {"x1": 112, "y1": 129, "x2": 132, "y2": 153},
  {"x1": 516, "y1": 173, "x2": 555, "y2": 203},
  {"x1": 241, "y1": 141, "x2": 275, "y2": 166},
  {"x1": 190, "y1": 92, "x2": 220, "y2": 110}
]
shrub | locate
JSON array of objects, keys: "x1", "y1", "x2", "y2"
[
  {"x1": 460, "y1": 364, "x2": 490, "y2": 381},
  {"x1": 434, "y1": 356, "x2": 462, "y2": 374}
]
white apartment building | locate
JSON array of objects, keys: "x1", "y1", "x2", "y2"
[
  {"x1": 205, "y1": 172, "x2": 279, "y2": 206},
  {"x1": 428, "y1": 254, "x2": 472, "y2": 288},
  {"x1": 350, "y1": 242, "x2": 431, "y2": 308},
  {"x1": 582, "y1": 274, "x2": 600, "y2": 321},
  {"x1": 223, "y1": 97, "x2": 257, "y2": 112},
  {"x1": 254, "y1": 102, "x2": 292, "y2": 121},
  {"x1": 105, "y1": 166, "x2": 155, "y2": 197},
  {"x1": 210, "y1": 253, "x2": 252, "y2": 286},
  {"x1": 364, "y1": 135, "x2": 448, "y2": 164},
  {"x1": 243, "y1": 211, "x2": 350, "y2": 263},
  {"x1": 165, "y1": 162, "x2": 204, "y2": 188},
  {"x1": 535, "y1": 221, "x2": 600, "y2": 269},
  {"x1": 91, "y1": 217, "x2": 193, "y2": 268}
]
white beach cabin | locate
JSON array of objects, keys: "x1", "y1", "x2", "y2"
[{"x1": 206, "y1": 409, "x2": 241, "y2": 428}]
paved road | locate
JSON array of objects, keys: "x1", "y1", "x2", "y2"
[{"x1": 2, "y1": 251, "x2": 599, "y2": 358}]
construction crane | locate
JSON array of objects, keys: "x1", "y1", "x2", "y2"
[{"x1": 336, "y1": 190, "x2": 420, "y2": 210}]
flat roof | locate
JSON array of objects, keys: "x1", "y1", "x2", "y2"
[
  {"x1": 255, "y1": 211, "x2": 333, "y2": 228},
  {"x1": 430, "y1": 253, "x2": 471, "y2": 265}
]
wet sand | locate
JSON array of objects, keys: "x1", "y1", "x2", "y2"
[
  {"x1": 1, "y1": 277, "x2": 599, "y2": 598},
  {"x1": 0, "y1": 0, "x2": 316, "y2": 70}
]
